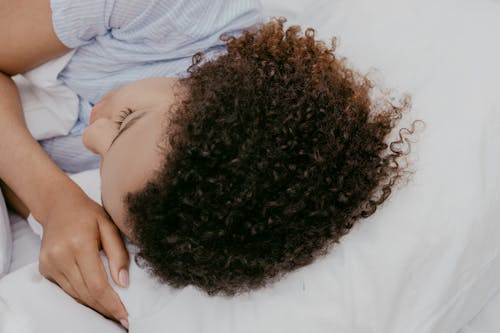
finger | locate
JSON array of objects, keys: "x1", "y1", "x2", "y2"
[
  {"x1": 48, "y1": 272, "x2": 81, "y2": 304},
  {"x1": 47, "y1": 266, "x2": 123, "y2": 325},
  {"x1": 76, "y1": 243, "x2": 128, "y2": 322},
  {"x1": 62, "y1": 261, "x2": 112, "y2": 318},
  {"x1": 39, "y1": 252, "x2": 83, "y2": 304},
  {"x1": 99, "y1": 217, "x2": 130, "y2": 288}
]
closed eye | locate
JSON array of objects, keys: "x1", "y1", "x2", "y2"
[
  {"x1": 108, "y1": 111, "x2": 147, "y2": 150},
  {"x1": 115, "y1": 108, "x2": 136, "y2": 129}
]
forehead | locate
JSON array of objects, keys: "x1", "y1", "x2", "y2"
[
  {"x1": 100, "y1": 110, "x2": 166, "y2": 226},
  {"x1": 112, "y1": 78, "x2": 180, "y2": 108}
]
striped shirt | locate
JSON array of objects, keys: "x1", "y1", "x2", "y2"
[{"x1": 42, "y1": 0, "x2": 263, "y2": 172}]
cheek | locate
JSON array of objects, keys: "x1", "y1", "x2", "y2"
[{"x1": 101, "y1": 164, "x2": 130, "y2": 235}]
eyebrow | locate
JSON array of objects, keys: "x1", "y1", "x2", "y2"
[{"x1": 108, "y1": 111, "x2": 147, "y2": 150}]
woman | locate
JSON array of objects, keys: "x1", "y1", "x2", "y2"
[{"x1": 0, "y1": 0, "x2": 413, "y2": 329}]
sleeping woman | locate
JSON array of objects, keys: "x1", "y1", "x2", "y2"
[{"x1": 0, "y1": 0, "x2": 414, "y2": 329}]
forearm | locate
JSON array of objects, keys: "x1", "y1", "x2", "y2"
[{"x1": 0, "y1": 73, "x2": 83, "y2": 225}]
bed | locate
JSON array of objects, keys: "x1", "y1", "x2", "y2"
[{"x1": 2, "y1": 0, "x2": 500, "y2": 332}]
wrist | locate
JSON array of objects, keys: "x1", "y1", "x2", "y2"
[{"x1": 32, "y1": 175, "x2": 86, "y2": 227}]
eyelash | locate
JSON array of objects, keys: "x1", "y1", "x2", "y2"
[{"x1": 115, "y1": 108, "x2": 135, "y2": 128}]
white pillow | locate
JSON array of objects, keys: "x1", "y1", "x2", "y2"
[
  {"x1": 12, "y1": 50, "x2": 78, "y2": 141},
  {"x1": 0, "y1": 189, "x2": 12, "y2": 278}
]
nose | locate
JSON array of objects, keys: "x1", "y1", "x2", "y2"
[
  {"x1": 90, "y1": 100, "x2": 105, "y2": 124},
  {"x1": 82, "y1": 118, "x2": 118, "y2": 156}
]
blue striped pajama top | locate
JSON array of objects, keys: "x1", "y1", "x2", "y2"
[{"x1": 41, "y1": 0, "x2": 263, "y2": 172}]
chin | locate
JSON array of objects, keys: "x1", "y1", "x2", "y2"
[{"x1": 119, "y1": 227, "x2": 137, "y2": 244}]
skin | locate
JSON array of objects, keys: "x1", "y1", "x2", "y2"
[{"x1": 82, "y1": 77, "x2": 180, "y2": 238}]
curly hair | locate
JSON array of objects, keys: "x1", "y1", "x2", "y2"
[{"x1": 125, "y1": 18, "x2": 416, "y2": 295}]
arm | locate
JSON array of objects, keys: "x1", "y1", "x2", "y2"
[
  {"x1": 0, "y1": 0, "x2": 70, "y2": 214},
  {"x1": 0, "y1": 0, "x2": 128, "y2": 325},
  {"x1": 0, "y1": 0, "x2": 68, "y2": 75}
]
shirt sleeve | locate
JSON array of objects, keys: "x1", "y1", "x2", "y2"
[{"x1": 50, "y1": 0, "x2": 115, "y2": 48}]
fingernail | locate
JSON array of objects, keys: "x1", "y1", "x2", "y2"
[
  {"x1": 119, "y1": 269, "x2": 129, "y2": 288},
  {"x1": 120, "y1": 319, "x2": 129, "y2": 329}
]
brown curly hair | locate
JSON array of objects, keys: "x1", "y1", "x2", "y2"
[{"x1": 125, "y1": 18, "x2": 415, "y2": 295}]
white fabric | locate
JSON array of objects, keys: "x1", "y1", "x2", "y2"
[
  {"x1": 3, "y1": 0, "x2": 500, "y2": 332},
  {"x1": 0, "y1": 190, "x2": 12, "y2": 277},
  {"x1": 12, "y1": 50, "x2": 78, "y2": 140},
  {"x1": 8, "y1": 213, "x2": 40, "y2": 273},
  {"x1": 461, "y1": 288, "x2": 500, "y2": 333},
  {"x1": 27, "y1": 211, "x2": 43, "y2": 238},
  {"x1": 0, "y1": 263, "x2": 124, "y2": 333}
]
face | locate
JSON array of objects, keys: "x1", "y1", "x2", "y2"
[{"x1": 82, "y1": 77, "x2": 181, "y2": 239}]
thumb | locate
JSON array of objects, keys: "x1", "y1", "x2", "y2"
[{"x1": 99, "y1": 218, "x2": 130, "y2": 288}]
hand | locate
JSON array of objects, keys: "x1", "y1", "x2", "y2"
[{"x1": 38, "y1": 187, "x2": 130, "y2": 328}]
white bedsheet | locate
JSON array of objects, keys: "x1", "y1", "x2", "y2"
[
  {"x1": 8, "y1": 214, "x2": 40, "y2": 274},
  {"x1": 0, "y1": 190, "x2": 12, "y2": 277}
]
